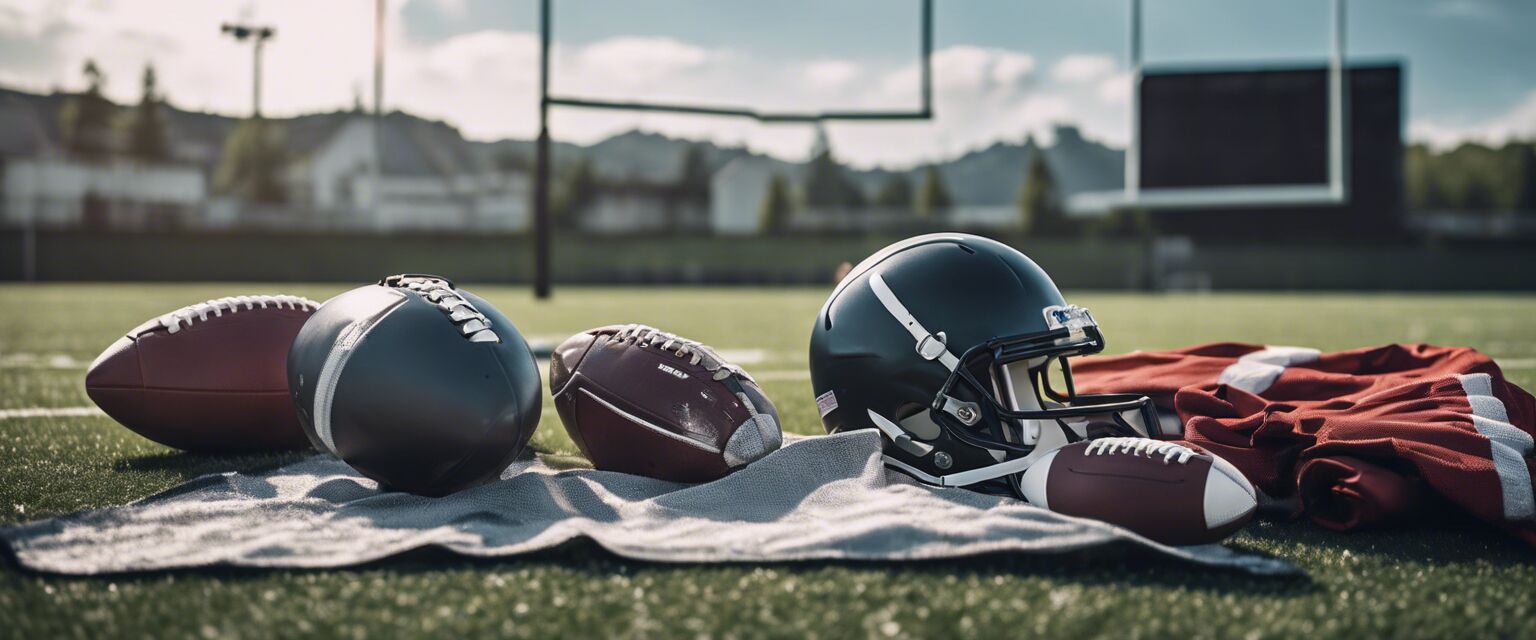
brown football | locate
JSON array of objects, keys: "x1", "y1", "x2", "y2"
[
  {"x1": 549, "y1": 324, "x2": 783, "y2": 482},
  {"x1": 1017, "y1": 438, "x2": 1257, "y2": 546},
  {"x1": 85, "y1": 295, "x2": 320, "y2": 453}
]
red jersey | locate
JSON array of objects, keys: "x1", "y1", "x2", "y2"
[{"x1": 1073, "y1": 343, "x2": 1536, "y2": 544}]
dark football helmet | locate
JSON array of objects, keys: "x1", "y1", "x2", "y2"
[{"x1": 809, "y1": 233, "x2": 1160, "y2": 497}]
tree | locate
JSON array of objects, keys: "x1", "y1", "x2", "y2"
[
  {"x1": 552, "y1": 158, "x2": 596, "y2": 230},
  {"x1": 124, "y1": 64, "x2": 171, "y2": 162},
  {"x1": 1404, "y1": 141, "x2": 1536, "y2": 216},
  {"x1": 1018, "y1": 150, "x2": 1061, "y2": 233},
  {"x1": 672, "y1": 143, "x2": 711, "y2": 230},
  {"x1": 758, "y1": 173, "x2": 792, "y2": 234},
  {"x1": 1513, "y1": 143, "x2": 1536, "y2": 214},
  {"x1": 214, "y1": 117, "x2": 288, "y2": 204},
  {"x1": 1404, "y1": 144, "x2": 1438, "y2": 211},
  {"x1": 678, "y1": 144, "x2": 711, "y2": 197},
  {"x1": 58, "y1": 60, "x2": 115, "y2": 160},
  {"x1": 874, "y1": 174, "x2": 914, "y2": 211},
  {"x1": 492, "y1": 149, "x2": 530, "y2": 173},
  {"x1": 803, "y1": 144, "x2": 865, "y2": 209},
  {"x1": 914, "y1": 165, "x2": 951, "y2": 217}
]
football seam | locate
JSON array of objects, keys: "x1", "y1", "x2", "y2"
[
  {"x1": 313, "y1": 293, "x2": 408, "y2": 456},
  {"x1": 133, "y1": 334, "x2": 148, "y2": 394},
  {"x1": 1208, "y1": 455, "x2": 1258, "y2": 500},
  {"x1": 417, "y1": 339, "x2": 525, "y2": 492},
  {"x1": 1204, "y1": 484, "x2": 1257, "y2": 528},
  {"x1": 550, "y1": 355, "x2": 586, "y2": 396},
  {"x1": 84, "y1": 386, "x2": 291, "y2": 394},
  {"x1": 1063, "y1": 467, "x2": 1189, "y2": 485},
  {"x1": 575, "y1": 386, "x2": 722, "y2": 454},
  {"x1": 1203, "y1": 460, "x2": 1260, "y2": 529}
]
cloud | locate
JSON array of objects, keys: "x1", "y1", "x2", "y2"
[
  {"x1": 0, "y1": 0, "x2": 378, "y2": 113},
  {"x1": 432, "y1": 0, "x2": 469, "y2": 18},
  {"x1": 803, "y1": 59, "x2": 860, "y2": 91},
  {"x1": 1051, "y1": 54, "x2": 1115, "y2": 83},
  {"x1": 412, "y1": 30, "x2": 538, "y2": 84},
  {"x1": 572, "y1": 36, "x2": 709, "y2": 87},
  {"x1": 882, "y1": 46, "x2": 1035, "y2": 98},
  {"x1": 938, "y1": 46, "x2": 1035, "y2": 92},
  {"x1": 0, "y1": 2, "x2": 1128, "y2": 167},
  {"x1": 1410, "y1": 90, "x2": 1536, "y2": 150},
  {"x1": 1425, "y1": 0, "x2": 1502, "y2": 22},
  {"x1": 1096, "y1": 71, "x2": 1131, "y2": 105},
  {"x1": 388, "y1": 30, "x2": 539, "y2": 139}
]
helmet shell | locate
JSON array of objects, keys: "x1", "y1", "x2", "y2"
[{"x1": 809, "y1": 234, "x2": 1076, "y2": 481}]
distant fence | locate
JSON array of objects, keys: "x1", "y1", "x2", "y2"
[{"x1": 0, "y1": 229, "x2": 1532, "y2": 291}]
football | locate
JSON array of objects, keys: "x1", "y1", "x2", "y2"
[
  {"x1": 1017, "y1": 438, "x2": 1258, "y2": 546},
  {"x1": 287, "y1": 274, "x2": 542, "y2": 496},
  {"x1": 84, "y1": 295, "x2": 320, "y2": 453},
  {"x1": 549, "y1": 324, "x2": 783, "y2": 483}
]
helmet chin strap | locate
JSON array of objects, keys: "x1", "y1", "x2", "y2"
[
  {"x1": 869, "y1": 273, "x2": 977, "y2": 426},
  {"x1": 869, "y1": 274, "x2": 960, "y2": 371},
  {"x1": 865, "y1": 271, "x2": 1096, "y2": 488},
  {"x1": 880, "y1": 417, "x2": 1083, "y2": 489},
  {"x1": 866, "y1": 410, "x2": 936, "y2": 457},
  {"x1": 882, "y1": 454, "x2": 1035, "y2": 488}
]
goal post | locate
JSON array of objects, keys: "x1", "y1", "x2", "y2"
[{"x1": 530, "y1": 0, "x2": 936, "y2": 298}]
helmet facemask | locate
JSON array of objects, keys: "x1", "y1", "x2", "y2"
[
  {"x1": 859, "y1": 270, "x2": 1161, "y2": 495},
  {"x1": 894, "y1": 310, "x2": 1162, "y2": 494},
  {"x1": 933, "y1": 328, "x2": 1159, "y2": 456}
]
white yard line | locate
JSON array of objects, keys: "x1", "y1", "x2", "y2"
[
  {"x1": 752, "y1": 370, "x2": 811, "y2": 381},
  {"x1": 0, "y1": 353, "x2": 90, "y2": 370},
  {"x1": 715, "y1": 349, "x2": 770, "y2": 365},
  {"x1": 0, "y1": 406, "x2": 104, "y2": 420}
]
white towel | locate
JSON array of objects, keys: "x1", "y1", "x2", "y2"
[{"x1": 1, "y1": 430, "x2": 1294, "y2": 575}]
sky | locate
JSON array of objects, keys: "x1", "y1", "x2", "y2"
[{"x1": 0, "y1": 0, "x2": 1532, "y2": 168}]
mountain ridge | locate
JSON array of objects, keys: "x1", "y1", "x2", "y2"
[{"x1": 0, "y1": 85, "x2": 1123, "y2": 206}]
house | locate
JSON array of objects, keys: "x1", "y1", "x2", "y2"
[
  {"x1": 287, "y1": 112, "x2": 528, "y2": 232},
  {"x1": 2, "y1": 158, "x2": 206, "y2": 229},
  {"x1": 709, "y1": 156, "x2": 773, "y2": 235},
  {"x1": 0, "y1": 89, "x2": 206, "y2": 230},
  {"x1": 578, "y1": 180, "x2": 707, "y2": 234}
]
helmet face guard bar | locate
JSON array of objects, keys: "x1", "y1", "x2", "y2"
[{"x1": 927, "y1": 324, "x2": 1160, "y2": 456}]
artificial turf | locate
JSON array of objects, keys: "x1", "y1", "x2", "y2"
[{"x1": 1, "y1": 283, "x2": 1534, "y2": 638}]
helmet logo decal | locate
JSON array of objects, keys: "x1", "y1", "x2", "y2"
[
  {"x1": 1042, "y1": 304, "x2": 1096, "y2": 342},
  {"x1": 869, "y1": 273, "x2": 960, "y2": 371},
  {"x1": 815, "y1": 390, "x2": 839, "y2": 418}
]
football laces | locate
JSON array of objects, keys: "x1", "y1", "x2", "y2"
[
  {"x1": 612, "y1": 324, "x2": 746, "y2": 382},
  {"x1": 158, "y1": 295, "x2": 320, "y2": 334},
  {"x1": 386, "y1": 275, "x2": 500, "y2": 343},
  {"x1": 1084, "y1": 437, "x2": 1196, "y2": 464}
]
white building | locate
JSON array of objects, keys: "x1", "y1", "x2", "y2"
[
  {"x1": 290, "y1": 114, "x2": 528, "y2": 232},
  {"x1": 709, "y1": 156, "x2": 773, "y2": 235},
  {"x1": 1, "y1": 158, "x2": 206, "y2": 229},
  {"x1": 0, "y1": 92, "x2": 207, "y2": 229}
]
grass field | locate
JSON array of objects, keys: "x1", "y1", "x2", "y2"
[{"x1": 2, "y1": 283, "x2": 1535, "y2": 638}]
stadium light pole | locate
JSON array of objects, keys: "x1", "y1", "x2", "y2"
[
  {"x1": 220, "y1": 22, "x2": 276, "y2": 117},
  {"x1": 1126, "y1": 0, "x2": 1141, "y2": 201},
  {"x1": 373, "y1": 0, "x2": 385, "y2": 214}
]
